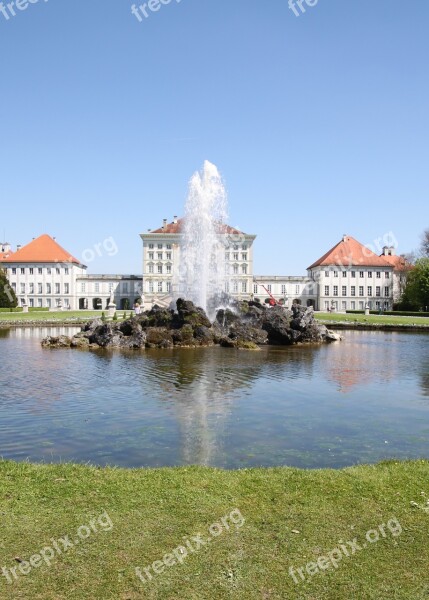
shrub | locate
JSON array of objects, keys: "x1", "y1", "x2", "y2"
[{"x1": 101, "y1": 312, "x2": 106, "y2": 322}]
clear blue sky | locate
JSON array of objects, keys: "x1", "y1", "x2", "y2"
[{"x1": 1, "y1": 0, "x2": 428, "y2": 275}]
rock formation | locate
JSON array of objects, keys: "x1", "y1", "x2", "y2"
[{"x1": 41, "y1": 299, "x2": 341, "y2": 350}]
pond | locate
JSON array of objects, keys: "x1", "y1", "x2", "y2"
[{"x1": 0, "y1": 327, "x2": 428, "y2": 469}]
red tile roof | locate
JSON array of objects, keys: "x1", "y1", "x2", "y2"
[
  {"x1": 381, "y1": 253, "x2": 413, "y2": 271},
  {"x1": 150, "y1": 218, "x2": 246, "y2": 235},
  {"x1": 0, "y1": 235, "x2": 82, "y2": 265},
  {"x1": 308, "y1": 236, "x2": 392, "y2": 269}
]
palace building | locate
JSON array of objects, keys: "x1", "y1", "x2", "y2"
[
  {"x1": 140, "y1": 216, "x2": 256, "y2": 309},
  {"x1": 307, "y1": 235, "x2": 406, "y2": 312},
  {"x1": 0, "y1": 235, "x2": 141, "y2": 311},
  {"x1": 0, "y1": 230, "x2": 410, "y2": 313}
]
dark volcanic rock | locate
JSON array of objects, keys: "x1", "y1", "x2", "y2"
[
  {"x1": 145, "y1": 327, "x2": 174, "y2": 349},
  {"x1": 260, "y1": 305, "x2": 294, "y2": 345},
  {"x1": 42, "y1": 297, "x2": 340, "y2": 350},
  {"x1": 176, "y1": 298, "x2": 212, "y2": 328},
  {"x1": 41, "y1": 335, "x2": 72, "y2": 348}
]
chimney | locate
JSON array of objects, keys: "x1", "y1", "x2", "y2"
[
  {"x1": 17, "y1": 244, "x2": 21, "y2": 251},
  {"x1": 173, "y1": 215, "x2": 178, "y2": 224},
  {"x1": 53, "y1": 237, "x2": 56, "y2": 241},
  {"x1": 342, "y1": 234, "x2": 347, "y2": 242},
  {"x1": 162, "y1": 218, "x2": 167, "y2": 229}
]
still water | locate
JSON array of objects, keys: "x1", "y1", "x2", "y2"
[{"x1": 0, "y1": 327, "x2": 428, "y2": 469}]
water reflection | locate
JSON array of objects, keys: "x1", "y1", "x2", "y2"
[{"x1": 0, "y1": 331, "x2": 428, "y2": 468}]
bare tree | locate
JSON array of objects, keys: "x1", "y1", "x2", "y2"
[{"x1": 420, "y1": 228, "x2": 429, "y2": 257}]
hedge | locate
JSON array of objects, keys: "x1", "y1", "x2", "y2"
[{"x1": 0, "y1": 307, "x2": 22, "y2": 312}]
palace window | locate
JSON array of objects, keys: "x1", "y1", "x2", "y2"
[
  {"x1": 351, "y1": 286, "x2": 356, "y2": 296},
  {"x1": 157, "y1": 253, "x2": 163, "y2": 260},
  {"x1": 368, "y1": 286, "x2": 372, "y2": 296},
  {"x1": 233, "y1": 281, "x2": 238, "y2": 293},
  {"x1": 166, "y1": 244, "x2": 172, "y2": 250},
  {"x1": 376, "y1": 271, "x2": 381, "y2": 278},
  {"x1": 324, "y1": 286, "x2": 329, "y2": 296},
  {"x1": 325, "y1": 271, "x2": 330, "y2": 277},
  {"x1": 55, "y1": 283, "x2": 61, "y2": 294},
  {"x1": 149, "y1": 244, "x2": 154, "y2": 249},
  {"x1": 29, "y1": 283, "x2": 34, "y2": 294},
  {"x1": 64, "y1": 284, "x2": 69, "y2": 294},
  {"x1": 242, "y1": 281, "x2": 247, "y2": 293},
  {"x1": 38, "y1": 268, "x2": 43, "y2": 274},
  {"x1": 242, "y1": 245, "x2": 247, "y2": 251},
  {"x1": 166, "y1": 264, "x2": 172, "y2": 274},
  {"x1": 149, "y1": 252, "x2": 154, "y2": 260},
  {"x1": 158, "y1": 282, "x2": 163, "y2": 292},
  {"x1": 333, "y1": 286, "x2": 338, "y2": 296},
  {"x1": 333, "y1": 271, "x2": 338, "y2": 277},
  {"x1": 385, "y1": 287, "x2": 390, "y2": 297},
  {"x1": 368, "y1": 271, "x2": 372, "y2": 278},
  {"x1": 29, "y1": 268, "x2": 34, "y2": 275},
  {"x1": 359, "y1": 286, "x2": 364, "y2": 296},
  {"x1": 385, "y1": 272, "x2": 390, "y2": 279},
  {"x1": 359, "y1": 271, "x2": 364, "y2": 278},
  {"x1": 38, "y1": 283, "x2": 43, "y2": 294},
  {"x1": 351, "y1": 271, "x2": 356, "y2": 278},
  {"x1": 233, "y1": 264, "x2": 238, "y2": 274},
  {"x1": 20, "y1": 283, "x2": 25, "y2": 294},
  {"x1": 342, "y1": 286, "x2": 347, "y2": 296},
  {"x1": 376, "y1": 286, "x2": 381, "y2": 297},
  {"x1": 241, "y1": 264, "x2": 247, "y2": 274},
  {"x1": 157, "y1": 244, "x2": 163, "y2": 249},
  {"x1": 166, "y1": 252, "x2": 172, "y2": 260},
  {"x1": 166, "y1": 282, "x2": 171, "y2": 292},
  {"x1": 267, "y1": 285, "x2": 272, "y2": 293},
  {"x1": 233, "y1": 253, "x2": 239, "y2": 261},
  {"x1": 242, "y1": 253, "x2": 247, "y2": 261},
  {"x1": 254, "y1": 284, "x2": 258, "y2": 294},
  {"x1": 281, "y1": 285, "x2": 286, "y2": 294},
  {"x1": 21, "y1": 268, "x2": 25, "y2": 274},
  {"x1": 157, "y1": 264, "x2": 163, "y2": 274},
  {"x1": 342, "y1": 271, "x2": 347, "y2": 277},
  {"x1": 148, "y1": 263, "x2": 154, "y2": 274}
]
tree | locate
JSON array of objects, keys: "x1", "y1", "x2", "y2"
[
  {"x1": 399, "y1": 258, "x2": 429, "y2": 311},
  {"x1": 420, "y1": 228, "x2": 429, "y2": 257},
  {"x1": 0, "y1": 269, "x2": 18, "y2": 308}
]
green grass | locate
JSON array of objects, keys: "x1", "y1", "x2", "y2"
[
  {"x1": 1, "y1": 460, "x2": 428, "y2": 599},
  {"x1": 0, "y1": 311, "x2": 103, "y2": 322},
  {"x1": 316, "y1": 312, "x2": 429, "y2": 326}
]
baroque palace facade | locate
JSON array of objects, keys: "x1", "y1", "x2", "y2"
[{"x1": 0, "y1": 220, "x2": 408, "y2": 312}]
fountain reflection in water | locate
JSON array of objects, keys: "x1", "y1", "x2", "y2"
[{"x1": 175, "y1": 161, "x2": 229, "y2": 314}]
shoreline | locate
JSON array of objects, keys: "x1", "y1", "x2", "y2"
[{"x1": 1, "y1": 319, "x2": 429, "y2": 332}]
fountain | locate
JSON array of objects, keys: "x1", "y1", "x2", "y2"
[{"x1": 175, "y1": 161, "x2": 229, "y2": 314}]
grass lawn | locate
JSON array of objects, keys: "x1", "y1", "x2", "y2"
[
  {"x1": 0, "y1": 311, "x2": 107, "y2": 322},
  {"x1": 1, "y1": 460, "x2": 428, "y2": 599},
  {"x1": 316, "y1": 312, "x2": 429, "y2": 326}
]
